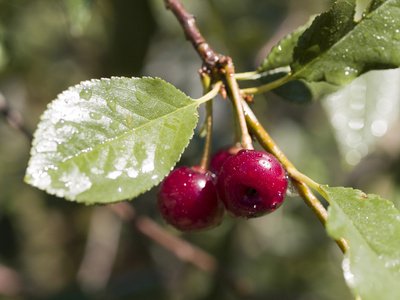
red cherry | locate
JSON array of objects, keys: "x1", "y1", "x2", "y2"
[
  {"x1": 157, "y1": 166, "x2": 225, "y2": 232},
  {"x1": 217, "y1": 149, "x2": 287, "y2": 218},
  {"x1": 209, "y1": 144, "x2": 242, "y2": 176}
]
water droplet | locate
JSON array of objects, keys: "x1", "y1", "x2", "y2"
[
  {"x1": 126, "y1": 114, "x2": 133, "y2": 126},
  {"x1": 107, "y1": 99, "x2": 117, "y2": 111},
  {"x1": 109, "y1": 120, "x2": 119, "y2": 130},
  {"x1": 105, "y1": 80, "x2": 112, "y2": 91},
  {"x1": 80, "y1": 88, "x2": 92, "y2": 101},
  {"x1": 126, "y1": 167, "x2": 139, "y2": 178},
  {"x1": 135, "y1": 92, "x2": 147, "y2": 103},
  {"x1": 394, "y1": 30, "x2": 400, "y2": 41},
  {"x1": 164, "y1": 123, "x2": 177, "y2": 130},
  {"x1": 89, "y1": 112, "x2": 102, "y2": 120},
  {"x1": 326, "y1": 67, "x2": 358, "y2": 85},
  {"x1": 107, "y1": 171, "x2": 122, "y2": 179},
  {"x1": 286, "y1": 178, "x2": 299, "y2": 197}
]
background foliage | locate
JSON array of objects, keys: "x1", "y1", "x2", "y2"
[{"x1": 1, "y1": 0, "x2": 399, "y2": 299}]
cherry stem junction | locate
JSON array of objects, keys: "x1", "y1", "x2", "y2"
[{"x1": 165, "y1": 0, "x2": 349, "y2": 253}]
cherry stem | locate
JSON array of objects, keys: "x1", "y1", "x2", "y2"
[
  {"x1": 199, "y1": 72, "x2": 214, "y2": 171},
  {"x1": 242, "y1": 100, "x2": 349, "y2": 253},
  {"x1": 224, "y1": 59, "x2": 253, "y2": 150},
  {"x1": 232, "y1": 106, "x2": 241, "y2": 145}
]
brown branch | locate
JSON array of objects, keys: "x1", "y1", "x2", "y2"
[
  {"x1": 136, "y1": 216, "x2": 218, "y2": 273},
  {"x1": 109, "y1": 202, "x2": 218, "y2": 273},
  {"x1": 164, "y1": 0, "x2": 222, "y2": 69}
]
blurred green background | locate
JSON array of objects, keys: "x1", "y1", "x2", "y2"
[{"x1": 0, "y1": 0, "x2": 399, "y2": 299}]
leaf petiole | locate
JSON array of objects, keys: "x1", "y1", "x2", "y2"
[
  {"x1": 234, "y1": 70, "x2": 259, "y2": 80},
  {"x1": 241, "y1": 74, "x2": 292, "y2": 95},
  {"x1": 195, "y1": 81, "x2": 223, "y2": 103},
  {"x1": 286, "y1": 167, "x2": 329, "y2": 200}
]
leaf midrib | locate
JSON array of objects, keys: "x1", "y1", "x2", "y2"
[{"x1": 46, "y1": 98, "x2": 199, "y2": 172}]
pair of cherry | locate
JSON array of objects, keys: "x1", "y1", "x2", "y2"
[{"x1": 157, "y1": 148, "x2": 288, "y2": 232}]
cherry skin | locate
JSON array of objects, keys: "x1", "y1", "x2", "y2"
[
  {"x1": 157, "y1": 166, "x2": 225, "y2": 232},
  {"x1": 217, "y1": 149, "x2": 287, "y2": 218},
  {"x1": 209, "y1": 144, "x2": 242, "y2": 176}
]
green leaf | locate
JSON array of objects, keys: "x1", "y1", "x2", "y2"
[
  {"x1": 259, "y1": 18, "x2": 311, "y2": 72},
  {"x1": 257, "y1": 17, "x2": 339, "y2": 103},
  {"x1": 291, "y1": 0, "x2": 400, "y2": 85},
  {"x1": 324, "y1": 186, "x2": 400, "y2": 300},
  {"x1": 25, "y1": 77, "x2": 200, "y2": 204}
]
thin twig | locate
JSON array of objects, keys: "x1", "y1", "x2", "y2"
[
  {"x1": 164, "y1": 0, "x2": 221, "y2": 69},
  {"x1": 136, "y1": 216, "x2": 218, "y2": 273},
  {"x1": 109, "y1": 202, "x2": 218, "y2": 273},
  {"x1": 77, "y1": 206, "x2": 123, "y2": 292}
]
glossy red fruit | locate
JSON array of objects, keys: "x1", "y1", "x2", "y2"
[
  {"x1": 209, "y1": 149, "x2": 233, "y2": 176},
  {"x1": 209, "y1": 144, "x2": 242, "y2": 176},
  {"x1": 217, "y1": 149, "x2": 287, "y2": 218},
  {"x1": 157, "y1": 166, "x2": 225, "y2": 232}
]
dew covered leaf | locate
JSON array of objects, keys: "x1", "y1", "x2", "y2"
[
  {"x1": 324, "y1": 186, "x2": 400, "y2": 300},
  {"x1": 259, "y1": 17, "x2": 311, "y2": 72},
  {"x1": 291, "y1": 0, "x2": 400, "y2": 85},
  {"x1": 25, "y1": 77, "x2": 200, "y2": 204},
  {"x1": 257, "y1": 16, "x2": 338, "y2": 103}
]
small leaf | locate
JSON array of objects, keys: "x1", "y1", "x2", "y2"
[
  {"x1": 257, "y1": 17, "x2": 339, "y2": 103},
  {"x1": 259, "y1": 17, "x2": 312, "y2": 72},
  {"x1": 25, "y1": 77, "x2": 200, "y2": 204},
  {"x1": 291, "y1": 0, "x2": 400, "y2": 85},
  {"x1": 324, "y1": 186, "x2": 400, "y2": 300}
]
